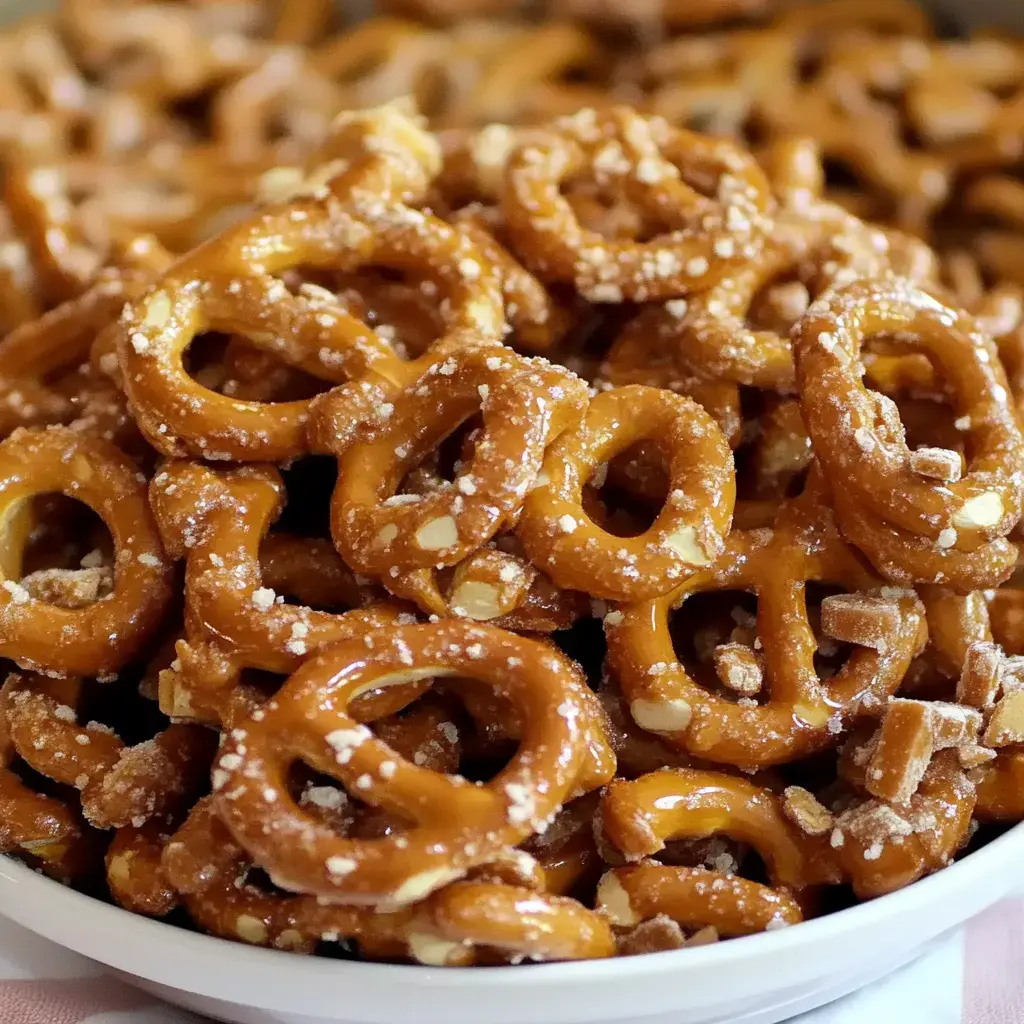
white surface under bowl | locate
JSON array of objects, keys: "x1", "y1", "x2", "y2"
[{"x1": 0, "y1": 824, "x2": 1021, "y2": 1024}]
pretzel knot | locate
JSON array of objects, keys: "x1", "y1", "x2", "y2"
[
  {"x1": 118, "y1": 192, "x2": 504, "y2": 461},
  {"x1": 320, "y1": 346, "x2": 588, "y2": 578},
  {"x1": 210, "y1": 621, "x2": 615, "y2": 908},
  {"x1": 517, "y1": 385, "x2": 735, "y2": 603},
  {"x1": 149, "y1": 460, "x2": 403, "y2": 726},
  {"x1": 606, "y1": 488, "x2": 926, "y2": 768},
  {"x1": 794, "y1": 277, "x2": 1024, "y2": 591},
  {"x1": 501, "y1": 106, "x2": 774, "y2": 303},
  {"x1": 0, "y1": 428, "x2": 172, "y2": 676}
]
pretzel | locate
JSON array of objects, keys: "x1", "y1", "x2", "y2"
[
  {"x1": 832, "y1": 751, "x2": 976, "y2": 898},
  {"x1": 0, "y1": 271, "x2": 133, "y2": 438},
  {"x1": 665, "y1": 208, "x2": 889, "y2": 391},
  {"x1": 794, "y1": 278, "x2": 1024, "y2": 591},
  {"x1": 0, "y1": 428, "x2": 172, "y2": 676},
  {"x1": 5, "y1": 673, "x2": 215, "y2": 830},
  {"x1": 163, "y1": 797, "x2": 413, "y2": 953},
  {"x1": 321, "y1": 346, "x2": 587, "y2": 578},
  {"x1": 150, "y1": 460, "x2": 403, "y2": 727},
  {"x1": 597, "y1": 862, "x2": 803, "y2": 938},
  {"x1": 501, "y1": 107, "x2": 774, "y2": 303},
  {"x1": 606, "y1": 486, "x2": 926, "y2": 767},
  {"x1": 0, "y1": 673, "x2": 100, "y2": 881},
  {"x1": 120, "y1": 137, "x2": 501, "y2": 461},
  {"x1": 419, "y1": 881, "x2": 615, "y2": 963},
  {"x1": 210, "y1": 621, "x2": 614, "y2": 907},
  {"x1": 518, "y1": 385, "x2": 735, "y2": 602},
  {"x1": 598, "y1": 769, "x2": 839, "y2": 888}
]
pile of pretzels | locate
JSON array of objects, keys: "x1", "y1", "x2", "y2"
[{"x1": 1, "y1": 0, "x2": 1024, "y2": 966}]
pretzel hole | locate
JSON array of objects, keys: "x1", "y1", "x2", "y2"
[
  {"x1": 674, "y1": 590, "x2": 770, "y2": 706},
  {"x1": 583, "y1": 441, "x2": 668, "y2": 537},
  {"x1": 14, "y1": 495, "x2": 113, "y2": 602},
  {"x1": 277, "y1": 456, "x2": 337, "y2": 539},
  {"x1": 330, "y1": 268, "x2": 449, "y2": 361}
]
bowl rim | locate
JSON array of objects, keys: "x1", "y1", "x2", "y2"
[{"x1": 1, "y1": 820, "x2": 1022, "y2": 991}]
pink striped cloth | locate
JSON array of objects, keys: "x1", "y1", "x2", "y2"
[{"x1": 1, "y1": 903, "x2": 1022, "y2": 1023}]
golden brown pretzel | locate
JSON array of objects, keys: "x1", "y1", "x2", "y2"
[
  {"x1": 320, "y1": 346, "x2": 587, "y2": 581},
  {"x1": 0, "y1": 672, "x2": 100, "y2": 881},
  {"x1": 599, "y1": 769, "x2": 839, "y2": 888},
  {"x1": 607, "y1": 485, "x2": 926, "y2": 767},
  {"x1": 501, "y1": 107, "x2": 774, "y2": 303},
  {"x1": 5, "y1": 674, "x2": 215, "y2": 830},
  {"x1": 0, "y1": 428, "x2": 172, "y2": 676},
  {"x1": 597, "y1": 862, "x2": 803, "y2": 938},
  {"x1": 518, "y1": 385, "x2": 735, "y2": 602},
  {"x1": 211, "y1": 621, "x2": 614, "y2": 907},
  {"x1": 794, "y1": 278, "x2": 1024, "y2": 591}
]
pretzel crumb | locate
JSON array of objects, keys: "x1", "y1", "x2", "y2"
[
  {"x1": 958, "y1": 641, "x2": 1004, "y2": 709},
  {"x1": 782, "y1": 786, "x2": 833, "y2": 836},
  {"x1": 617, "y1": 915, "x2": 685, "y2": 955},
  {"x1": 19, "y1": 566, "x2": 113, "y2": 609},
  {"x1": 866, "y1": 700, "x2": 934, "y2": 804},
  {"x1": 820, "y1": 594, "x2": 901, "y2": 653},
  {"x1": 983, "y1": 691, "x2": 1024, "y2": 747},
  {"x1": 713, "y1": 643, "x2": 762, "y2": 695},
  {"x1": 909, "y1": 447, "x2": 962, "y2": 483}
]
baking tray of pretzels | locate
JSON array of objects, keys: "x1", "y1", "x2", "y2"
[{"x1": 0, "y1": 0, "x2": 1023, "y2": 1010}]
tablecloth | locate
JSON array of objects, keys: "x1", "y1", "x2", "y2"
[{"x1": 0, "y1": 898, "x2": 1021, "y2": 1024}]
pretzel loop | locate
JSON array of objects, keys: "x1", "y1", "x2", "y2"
[{"x1": 211, "y1": 621, "x2": 614, "y2": 908}]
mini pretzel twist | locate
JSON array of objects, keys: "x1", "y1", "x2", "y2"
[
  {"x1": 319, "y1": 346, "x2": 587, "y2": 581},
  {"x1": 0, "y1": 428, "x2": 172, "y2": 676},
  {"x1": 597, "y1": 862, "x2": 803, "y2": 940},
  {"x1": 501, "y1": 107, "x2": 774, "y2": 303},
  {"x1": 211, "y1": 621, "x2": 614, "y2": 908},
  {"x1": 598, "y1": 769, "x2": 840, "y2": 891},
  {"x1": 0, "y1": 673, "x2": 99, "y2": 881},
  {"x1": 794, "y1": 278, "x2": 1024, "y2": 591},
  {"x1": 5, "y1": 673, "x2": 215, "y2": 830},
  {"x1": 119, "y1": 133, "x2": 501, "y2": 460},
  {"x1": 149, "y1": 460, "x2": 402, "y2": 727},
  {"x1": 518, "y1": 385, "x2": 735, "y2": 602},
  {"x1": 606, "y1": 485, "x2": 926, "y2": 767}
]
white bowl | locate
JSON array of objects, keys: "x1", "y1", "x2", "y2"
[{"x1": 0, "y1": 824, "x2": 1021, "y2": 1024}]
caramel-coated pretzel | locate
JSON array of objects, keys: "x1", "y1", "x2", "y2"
[
  {"x1": 120, "y1": 119, "x2": 502, "y2": 460},
  {"x1": 0, "y1": 428, "x2": 172, "y2": 676},
  {"x1": 599, "y1": 769, "x2": 839, "y2": 888},
  {"x1": 5, "y1": 673, "x2": 215, "y2": 830},
  {"x1": 211, "y1": 621, "x2": 614, "y2": 907},
  {"x1": 501, "y1": 107, "x2": 774, "y2": 303},
  {"x1": 518, "y1": 385, "x2": 735, "y2": 603},
  {"x1": 794, "y1": 278, "x2": 1024, "y2": 591},
  {"x1": 597, "y1": 862, "x2": 803, "y2": 939},
  {"x1": 606, "y1": 487, "x2": 926, "y2": 767},
  {"x1": 321, "y1": 346, "x2": 587, "y2": 580},
  {"x1": 0, "y1": 673, "x2": 99, "y2": 880},
  {"x1": 150, "y1": 460, "x2": 401, "y2": 727}
]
